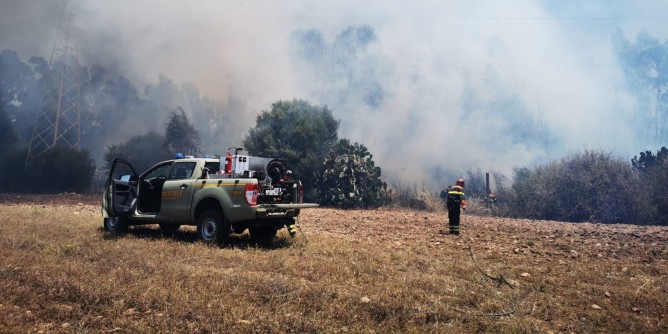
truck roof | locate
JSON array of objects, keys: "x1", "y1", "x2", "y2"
[{"x1": 169, "y1": 158, "x2": 220, "y2": 163}]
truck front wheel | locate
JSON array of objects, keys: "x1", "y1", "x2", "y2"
[
  {"x1": 197, "y1": 210, "x2": 225, "y2": 245},
  {"x1": 104, "y1": 216, "x2": 128, "y2": 234}
]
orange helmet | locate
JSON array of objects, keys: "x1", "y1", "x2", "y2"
[{"x1": 456, "y1": 178, "x2": 465, "y2": 187}]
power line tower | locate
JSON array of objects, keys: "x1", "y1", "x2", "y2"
[{"x1": 25, "y1": 0, "x2": 81, "y2": 169}]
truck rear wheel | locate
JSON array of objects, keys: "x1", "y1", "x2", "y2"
[
  {"x1": 197, "y1": 210, "x2": 226, "y2": 245},
  {"x1": 104, "y1": 216, "x2": 128, "y2": 234}
]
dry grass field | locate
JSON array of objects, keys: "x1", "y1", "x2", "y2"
[{"x1": 0, "y1": 194, "x2": 666, "y2": 333}]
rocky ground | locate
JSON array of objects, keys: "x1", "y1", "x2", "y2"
[
  {"x1": 300, "y1": 207, "x2": 668, "y2": 265},
  {"x1": 1, "y1": 193, "x2": 666, "y2": 332},
  {"x1": 1, "y1": 193, "x2": 666, "y2": 263}
]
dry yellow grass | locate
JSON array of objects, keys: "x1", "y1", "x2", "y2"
[{"x1": 0, "y1": 197, "x2": 666, "y2": 333}]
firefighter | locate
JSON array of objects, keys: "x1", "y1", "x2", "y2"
[
  {"x1": 446, "y1": 179, "x2": 467, "y2": 235},
  {"x1": 281, "y1": 170, "x2": 297, "y2": 236}
]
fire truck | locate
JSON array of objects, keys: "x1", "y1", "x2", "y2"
[{"x1": 102, "y1": 148, "x2": 317, "y2": 244}]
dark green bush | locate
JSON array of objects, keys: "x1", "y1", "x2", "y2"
[
  {"x1": 0, "y1": 146, "x2": 96, "y2": 193},
  {"x1": 317, "y1": 139, "x2": 388, "y2": 209},
  {"x1": 102, "y1": 131, "x2": 169, "y2": 175}
]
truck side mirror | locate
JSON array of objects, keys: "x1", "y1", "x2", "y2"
[{"x1": 201, "y1": 167, "x2": 210, "y2": 179}]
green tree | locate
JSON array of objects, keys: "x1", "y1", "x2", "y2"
[
  {"x1": 0, "y1": 147, "x2": 26, "y2": 193},
  {"x1": 243, "y1": 99, "x2": 339, "y2": 201},
  {"x1": 162, "y1": 107, "x2": 202, "y2": 157},
  {"x1": 0, "y1": 106, "x2": 18, "y2": 156},
  {"x1": 102, "y1": 131, "x2": 168, "y2": 175},
  {"x1": 317, "y1": 139, "x2": 387, "y2": 208},
  {"x1": 0, "y1": 146, "x2": 95, "y2": 193},
  {"x1": 632, "y1": 147, "x2": 668, "y2": 171},
  {"x1": 632, "y1": 147, "x2": 668, "y2": 225}
]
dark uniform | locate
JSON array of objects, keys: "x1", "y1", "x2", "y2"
[
  {"x1": 446, "y1": 179, "x2": 467, "y2": 235},
  {"x1": 281, "y1": 170, "x2": 297, "y2": 237}
]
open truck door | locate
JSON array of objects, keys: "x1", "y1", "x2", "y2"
[{"x1": 105, "y1": 159, "x2": 139, "y2": 216}]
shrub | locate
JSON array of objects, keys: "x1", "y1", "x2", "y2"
[
  {"x1": 0, "y1": 146, "x2": 96, "y2": 193},
  {"x1": 511, "y1": 150, "x2": 652, "y2": 224},
  {"x1": 632, "y1": 147, "x2": 668, "y2": 225},
  {"x1": 317, "y1": 139, "x2": 388, "y2": 209}
]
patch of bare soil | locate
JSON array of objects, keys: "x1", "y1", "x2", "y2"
[{"x1": 300, "y1": 207, "x2": 668, "y2": 263}]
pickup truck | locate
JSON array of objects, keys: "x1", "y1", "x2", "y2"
[{"x1": 102, "y1": 154, "x2": 318, "y2": 244}]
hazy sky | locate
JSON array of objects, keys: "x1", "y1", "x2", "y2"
[{"x1": 2, "y1": 0, "x2": 667, "y2": 182}]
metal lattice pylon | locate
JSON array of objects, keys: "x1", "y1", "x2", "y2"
[{"x1": 25, "y1": 0, "x2": 81, "y2": 168}]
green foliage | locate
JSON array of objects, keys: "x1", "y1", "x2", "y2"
[
  {"x1": 632, "y1": 147, "x2": 668, "y2": 225},
  {"x1": 162, "y1": 107, "x2": 202, "y2": 157},
  {"x1": 511, "y1": 150, "x2": 653, "y2": 224},
  {"x1": 102, "y1": 131, "x2": 169, "y2": 175},
  {"x1": 0, "y1": 106, "x2": 18, "y2": 154},
  {"x1": 0, "y1": 146, "x2": 95, "y2": 193},
  {"x1": 317, "y1": 139, "x2": 388, "y2": 208},
  {"x1": 243, "y1": 99, "x2": 339, "y2": 201},
  {"x1": 0, "y1": 148, "x2": 27, "y2": 193},
  {"x1": 632, "y1": 147, "x2": 668, "y2": 172}
]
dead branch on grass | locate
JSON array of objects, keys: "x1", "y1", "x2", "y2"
[{"x1": 463, "y1": 231, "x2": 517, "y2": 317}]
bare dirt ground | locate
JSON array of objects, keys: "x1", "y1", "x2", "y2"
[
  {"x1": 2, "y1": 192, "x2": 666, "y2": 267},
  {"x1": 1, "y1": 193, "x2": 666, "y2": 333},
  {"x1": 301, "y1": 207, "x2": 668, "y2": 266}
]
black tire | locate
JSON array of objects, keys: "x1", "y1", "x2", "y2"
[
  {"x1": 159, "y1": 223, "x2": 181, "y2": 236},
  {"x1": 196, "y1": 210, "x2": 226, "y2": 245},
  {"x1": 104, "y1": 216, "x2": 128, "y2": 234},
  {"x1": 249, "y1": 226, "x2": 277, "y2": 245}
]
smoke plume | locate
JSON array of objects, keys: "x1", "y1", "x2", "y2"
[{"x1": 2, "y1": 0, "x2": 667, "y2": 184}]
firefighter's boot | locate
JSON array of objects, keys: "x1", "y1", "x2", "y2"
[{"x1": 449, "y1": 225, "x2": 460, "y2": 236}]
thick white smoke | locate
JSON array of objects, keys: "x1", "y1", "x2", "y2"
[{"x1": 1, "y1": 0, "x2": 667, "y2": 184}]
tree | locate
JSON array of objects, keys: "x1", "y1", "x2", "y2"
[
  {"x1": 163, "y1": 107, "x2": 201, "y2": 157},
  {"x1": 613, "y1": 30, "x2": 668, "y2": 145},
  {"x1": 317, "y1": 139, "x2": 387, "y2": 208},
  {"x1": 0, "y1": 146, "x2": 95, "y2": 193},
  {"x1": 102, "y1": 131, "x2": 168, "y2": 175},
  {"x1": 292, "y1": 25, "x2": 387, "y2": 109},
  {"x1": 632, "y1": 146, "x2": 668, "y2": 172},
  {"x1": 0, "y1": 106, "x2": 18, "y2": 156},
  {"x1": 0, "y1": 50, "x2": 42, "y2": 142},
  {"x1": 243, "y1": 99, "x2": 339, "y2": 201},
  {"x1": 632, "y1": 147, "x2": 668, "y2": 225}
]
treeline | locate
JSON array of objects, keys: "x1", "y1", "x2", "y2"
[
  {"x1": 0, "y1": 107, "x2": 201, "y2": 193},
  {"x1": 2, "y1": 34, "x2": 667, "y2": 224},
  {"x1": 461, "y1": 148, "x2": 667, "y2": 226},
  {"x1": 0, "y1": 49, "x2": 247, "y2": 162}
]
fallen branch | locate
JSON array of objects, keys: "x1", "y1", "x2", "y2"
[
  {"x1": 462, "y1": 229, "x2": 517, "y2": 317},
  {"x1": 467, "y1": 243, "x2": 514, "y2": 289}
]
